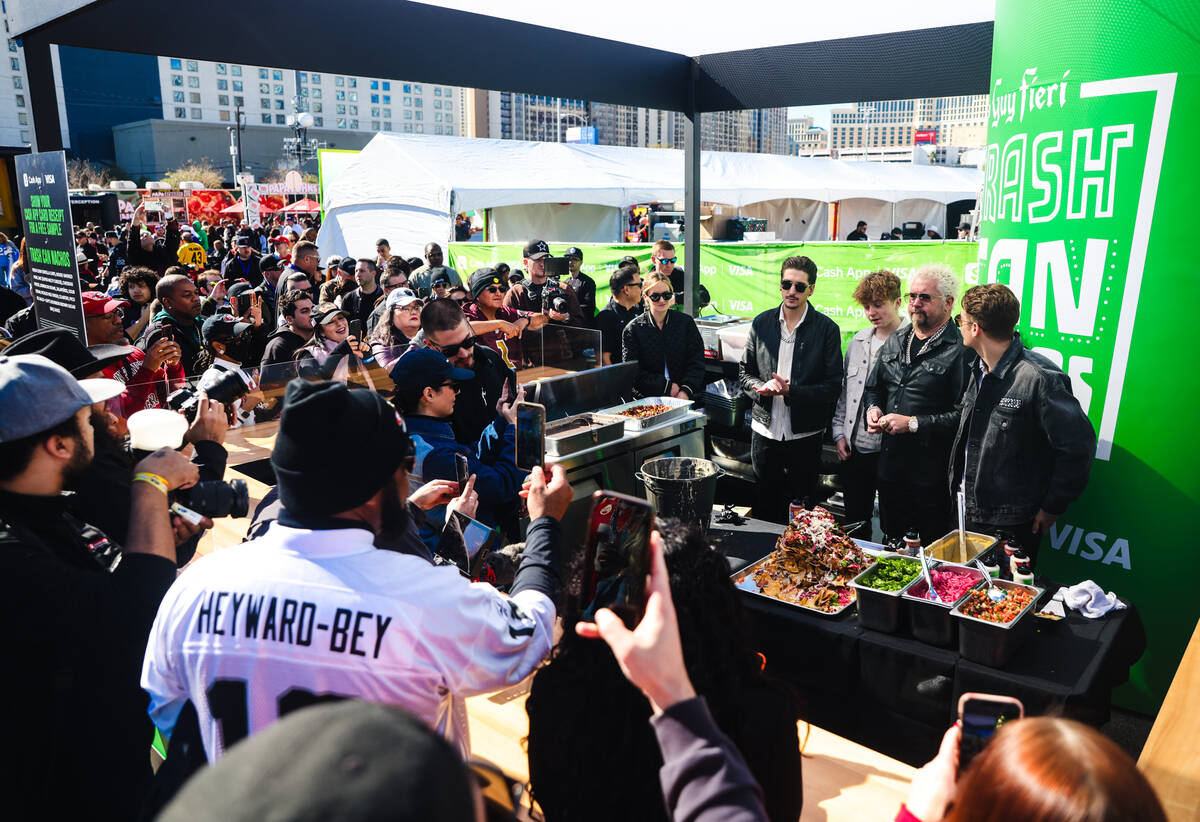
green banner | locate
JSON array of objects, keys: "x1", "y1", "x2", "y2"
[
  {"x1": 449, "y1": 241, "x2": 978, "y2": 336},
  {"x1": 982, "y1": 1, "x2": 1199, "y2": 711}
]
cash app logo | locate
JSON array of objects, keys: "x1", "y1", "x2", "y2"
[{"x1": 979, "y1": 68, "x2": 1176, "y2": 460}]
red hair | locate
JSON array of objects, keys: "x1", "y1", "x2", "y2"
[{"x1": 948, "y1": 718, "x2": 1166, "y2": 822}]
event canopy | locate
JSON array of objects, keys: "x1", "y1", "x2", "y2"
[
  {"x1": 280, "y1": 197, "x2": 322, "y2": 213},
  {"x1": 220, "y1": 200, "x2": 278, "y2": 215},
  {"x1": 317, "y1": 134, "x2": 982, "y2": 254}
]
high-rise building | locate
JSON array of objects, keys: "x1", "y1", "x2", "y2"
[
  {"x1": 828, "y1": 95, "x2": 988, "y2": 153},
  {"x1": 485, "y1": 91, "x2": 787, "y2": 154},
  {"x1": 786, "y1": 115, "x2": 829, "y2": 155},
  {"x1": 0, "y1": 35, "x2": 32, "y2": 148},
  {"x1": 154, "y1": 58, "x2": 460, "y2": 138}
]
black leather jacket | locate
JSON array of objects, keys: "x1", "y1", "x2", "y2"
[
  {"x1": 949, "y1": 335, "x2": 1095, "y2": 524},
  {"x1": 622, "y1": 309, "x2": 706, "y2": 399},
  {"x1": 863, "y1": 322, "x2": 974, "y2": 482},
  {"x1": 737, "y1": 305, "x2": 843, "y2": 435}
]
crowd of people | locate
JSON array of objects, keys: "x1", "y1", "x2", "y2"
[{"x1": 0, "y1": 202, "x2": 1164, "y2": 822}]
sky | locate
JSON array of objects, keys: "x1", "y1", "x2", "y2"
[{"x1": 787, "y1": 104, "x2": 850, "y2": 130}]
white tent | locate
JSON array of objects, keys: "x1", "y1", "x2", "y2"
[{"x1": 317, "y1": 133, "x2": 982, "y2": 257}]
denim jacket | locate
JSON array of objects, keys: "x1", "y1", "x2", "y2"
[{"x1": 949, "y1": 335, "x2": 1096, "y2": 524}]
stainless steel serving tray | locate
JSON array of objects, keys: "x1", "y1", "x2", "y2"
[
  {"x1": 597, "y1": 396, "x2": 694, "y2": 432},
  {"x1": 731, "y1": 556, "x2": 856, "y2": 617},
  {"x1": 544, "y1": 413, "x2": 626, "y2": 456}
]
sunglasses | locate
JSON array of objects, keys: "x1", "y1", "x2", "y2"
[
  {"x1": 646, "y1": 291, "x2": 673, "y2": 303},
  {"x1": 451, "y1": 296, "x2": 466, "y2": 304},
  {"x1": 429, "y1": 334, "x2": 476, "y2": 357},
  {"x1": 655, "y1": 256, "x2": 677, "y2": 265},
  {"x1": 780, "y1": 280, "x2": 810, "y2": 292},
  {"x1": 483, "y1": 284, "x2": 508, "y2": 295},
  {"x1": 438, "y1": 381, "x2": 461, "y2": 393},
  {"x1": 384, "y1": 281, "x2": 408, "y2": 290},
  {"x1": 907, "y1": 292, "x2": 939, "y2": 303}
]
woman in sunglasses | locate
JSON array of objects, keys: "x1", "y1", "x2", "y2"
[
  {"x1": 621, "y1": 271, "x2": 705, "y2": 400},
  {"x1": 463, "y1": 266, "x2": 549, "y2": 370}
]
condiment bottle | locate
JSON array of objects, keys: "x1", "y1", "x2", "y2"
[
  {"x1": 978, "y1": 555, "x2": 1000, "y2": 579},
  {"x1": 1002, "y1": 536, "x2": 1020, "y2": 580},
  {"x1": 1010, "y1": 546, "x2": 1030, "y2": 580},
  {"x1": 902, "y1": 529, "x2": 921, "y2": 557},
  {"x1": 1013, "y1": 557, "x2": 1035, "y2": 586},
  {"x1": 789, "y1": 499, "x2": 806, "y2": 522}
]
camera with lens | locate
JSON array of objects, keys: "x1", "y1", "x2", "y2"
[
  {"x1": 166, "y1": 369, "x2": 249, "y2": 422},
  {"x1": 172, "y1": 478, "x2": 250, "y2": 519},
  {"x1": 541, "y1": 257, "x2": 571, "y2": 315}
]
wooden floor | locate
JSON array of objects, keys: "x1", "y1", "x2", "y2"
[
  {"x1": 212, "y1": 424, "x2": 917, "y2": 821},
  {"x1": 1138, "y1": 618, "x2": 1200, "y2": 822}
]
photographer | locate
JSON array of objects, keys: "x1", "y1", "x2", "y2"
[
  {"x1": 0, "y1": 354, "x2": 205, "y2": 820},
  {"x1": 504, "y1": 240, "x2": 583, "y2": 327},
  {"x1": 5, "y1": 329, "x2": 224, "y2": 559},
  {"x1": 196, "y1": 315, "x2": 265, "y2": 429}
]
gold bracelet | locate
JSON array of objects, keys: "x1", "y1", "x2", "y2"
[{"x1": 133, "y1": 472, "x2": 170, "y2": 495}]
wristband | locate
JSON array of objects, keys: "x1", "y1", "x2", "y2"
[{"x1": 133, "y1": 472, "x2": 170, "y2": 495}]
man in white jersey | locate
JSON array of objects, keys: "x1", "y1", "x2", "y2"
[{"x1": 142, "y1": 377, "x2": 570, "y2": 762}]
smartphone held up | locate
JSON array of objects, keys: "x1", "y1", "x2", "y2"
[
  {"x1": 957, "y1": 692, "x2": 1024, "y2": 775},
  {"x1": 577, "y1": 490, "x2": 655, "y2": 626}
]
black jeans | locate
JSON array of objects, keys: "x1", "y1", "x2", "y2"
[
  {"x1": 968, "y1": 519, "x2": 1046, "y2": 570},
  {"x1": 751, "y1": 431, "x2": 823, "y2": 524},
  {"x1": 838, "y1": 448, "x2": 880, "y2": 541},
  {"x1": 877, "y1": 478, "x2": 953, "y2": 547}
]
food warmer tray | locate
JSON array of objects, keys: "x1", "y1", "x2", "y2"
[
  {"x1": 596, "y1": 396, "x2": 695, "y2": 432},
  {"x1": 730, "y1": 556, "x2": 856, "y2": 617},
  {"x1": 544, "y1": 413, "x2": 626, "y2": 456}
]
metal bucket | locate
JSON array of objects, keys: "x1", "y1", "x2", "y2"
[{"x1": 636, "y1": 457, "x2": 725, "y2": 533}]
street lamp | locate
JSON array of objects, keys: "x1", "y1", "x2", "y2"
[
  {"x1": 283, "y1": 99, "x2": 324, "y2": 166},
  {"x1": 859, "y1": 105, "x2": 875, "y2": 162}
]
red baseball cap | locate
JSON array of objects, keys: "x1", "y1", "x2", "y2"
[{"x1": 81, "y1": 292, "x2": 131, "y2": 317}]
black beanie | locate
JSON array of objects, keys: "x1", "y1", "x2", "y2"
[{"x1": 271, "y1": 379, "x2": 409, "y2": 516}]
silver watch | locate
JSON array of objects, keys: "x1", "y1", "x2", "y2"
[{"x1": 907, "y1": 416, "x2": 919, "y2": 433}]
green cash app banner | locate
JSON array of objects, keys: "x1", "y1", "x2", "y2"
[
  {"x1": 981, "y1": 0, "x2": 1199, "y2": 711},
  {"x1": 449, "y1": 241, "x2": 977, "y2": 337}
]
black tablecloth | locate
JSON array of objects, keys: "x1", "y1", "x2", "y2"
[{"x1": 708, "y1": 516, "x2": 1146, "y2": 766}]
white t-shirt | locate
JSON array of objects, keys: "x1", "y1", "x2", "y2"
[{"x1": 141, "y1": 523, "x2": 555, "y2": 759}]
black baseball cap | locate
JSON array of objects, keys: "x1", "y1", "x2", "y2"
[
  {"x1": 522, "y1": 239, "x2": 550, "y2": 260},
  {"x1": 338, "y1": 257, "x2": 358, "y2": 276},
  {"x1": 311, "y1": 302, "x2": 350, "y2": 326},
  {"x1": 260, "y1": 253, "x2": 284, "y2": 272},
  {"x1": 234, "y1": 235, "x2": 254, "y2": 247},
  {"x1": 201, "y1": 314, "x2": 252, "y2": 344},
  {"x1": 563, "y1": 246, "x2": 583, "y2": 260}
]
